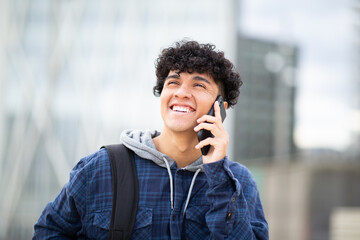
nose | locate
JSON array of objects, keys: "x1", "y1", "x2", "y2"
[{"x1": 174, "y1": 84, "x2": 191, "y2": 98}]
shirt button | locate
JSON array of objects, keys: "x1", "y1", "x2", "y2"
[
  {"x1": 226, "y1": 212, "x2": 232, "y2": 221},
  {"x1": 231, "y1": 197, "x2": 236, "y2": 202}
]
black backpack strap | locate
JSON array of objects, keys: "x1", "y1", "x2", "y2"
[{"x1": 101, "y1": 144, "x2": 138, "y2": 240}]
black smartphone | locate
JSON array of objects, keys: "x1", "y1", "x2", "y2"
[{"x1": 197, "y1": 95, "x2": 227, "y2": 155}]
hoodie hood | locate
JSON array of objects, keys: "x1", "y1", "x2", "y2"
[{"x1": 120, "y1": 129, "x2": 204, "y2": 172}]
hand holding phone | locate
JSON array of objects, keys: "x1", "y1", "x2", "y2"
[{"x1": 197, "y1": 95, "x2": 227, "y2": 155}]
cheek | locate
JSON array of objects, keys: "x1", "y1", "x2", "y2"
[
  {"x1": 199, "y1": 98, "x2": 216, "y2": 116},
  {"x1": 159, "y1": 92, "x2": 170, "y2": 112},
  {"x1": 201, "y1": 105, "x2": 212, "y2": 116},
  {"x1": 159, "y1": 92, "x2": 168, "y2": 105}
]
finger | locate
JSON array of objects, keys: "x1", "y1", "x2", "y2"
[
  {"x1": 196, "y1": 133, "x2": 229, "y2": 149},
  {"x1": 213, "y1": 101, "x2": 221, "y2": 120},
  {"x1": 194, "y1": 122, "x2": 217, "y2": 133},
  {"x1": 195, "y1": 137, "x2": 215, "y2": 149},
  {"x1": 197, "y1": 114, "x2": 216, "y2": 124}
]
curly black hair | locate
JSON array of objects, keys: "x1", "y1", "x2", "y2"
[{"x1": 153, "y1": 40, "x2": 242, "y2": 107}]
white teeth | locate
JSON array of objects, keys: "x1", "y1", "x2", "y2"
[{"x1": 173, "y1": 106, "x2": 192, "y2": 113}]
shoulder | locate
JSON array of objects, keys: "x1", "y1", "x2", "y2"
[
  {"x1": 74, "y1": 148, "x2": 110, "y2": 170},
  {"x1": 70, "y1": 148, "x2": 113, "y2": 210},
  {"x1": 70, "y1": 148, "x2": 111, "y2": 182},
  {"x1": 224, "y1": 158, "x2": 257, "y2": 187},
  {"x1": 223, "y1": 159, "x2": 263, "y2": 202}
]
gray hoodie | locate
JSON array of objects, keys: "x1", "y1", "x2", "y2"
[
  {"x1": 120, "y1": 129, "x2": 204, "y2": 212},
  {"x1": 120, "y1": 129, "x2": 204, "y2": 172}
]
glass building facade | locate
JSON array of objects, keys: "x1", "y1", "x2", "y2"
[{"x1": 233, "y1": 36, "x2": 298, "y2": 163}]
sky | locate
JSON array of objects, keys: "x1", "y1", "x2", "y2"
[{"x1": 240, "y1": 0, "x2": 359, "y2": 151}]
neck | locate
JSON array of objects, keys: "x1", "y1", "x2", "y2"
[{"x1": 153, "y1": 129, "x2": 202, "y2": 168}]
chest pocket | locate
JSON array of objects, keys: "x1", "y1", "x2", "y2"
[
  {"x1": 184, "y1": 205, "x2": 211, "y2": 239},
  {"x1": 130, "y1": 207, "x2": 153, "y2": 240},
  {"x1": 88, "y1": 209, "x2": 111, "y2": 240}
]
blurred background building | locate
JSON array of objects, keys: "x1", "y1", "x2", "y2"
[
  {"x1": 0, "y1": 0, "x2": 359, "y2": 239},
  {"x1": 234, "y1": 36, "x2": 297, "y2": 163}
]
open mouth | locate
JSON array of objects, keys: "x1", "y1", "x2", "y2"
[{"x1": 171, "y1": 105, "x2": 195, "y2": 113}]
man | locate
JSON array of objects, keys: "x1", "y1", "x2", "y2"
[{"x1": 33, "y1": 40, "x2": 269, "y2": 239}]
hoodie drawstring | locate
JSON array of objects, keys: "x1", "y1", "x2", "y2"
[
  {"x1": 163, "y1": 157, "x2": 174, "y2": 209},
  {"x1": 162, "y1": 157, "x2": 201, "y2": 216},
  {"x1": 183, "y1": 168, "x2": 201, "y2": 217}
]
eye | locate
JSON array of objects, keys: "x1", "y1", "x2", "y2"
[
  {"x1": 194, "y1": 83, "x2": 206, "y2": 89},
  {"x1": 167, "y1": 80, "x2": 179, "y2": 86}
]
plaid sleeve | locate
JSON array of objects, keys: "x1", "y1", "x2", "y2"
[
  {"x1": 203, "y1": 157, "x2": 269, "y2": 240},
  {"x1": 33, "y1": 151, "x2": 99, "y2": 239}
]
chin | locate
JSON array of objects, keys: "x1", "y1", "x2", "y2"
[
  {"x1": 170, "y1": 126, "x2": 192, "y2": 133},
  {"x1": 167, "y1": 123, "x2": 196, "y2": 134}
]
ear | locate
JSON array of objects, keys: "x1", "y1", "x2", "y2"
[{"x1": 224, "y1": 101, "x2": 228, "y2": 110}]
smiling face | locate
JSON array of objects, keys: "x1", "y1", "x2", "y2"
[{"x1": 159, "y1": 70, "x2": 220, "y2": 135}]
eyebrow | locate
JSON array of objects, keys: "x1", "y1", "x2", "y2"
[
  {"x1": 193, "y1": 75, "x2": 211, "y2": 84},
  {"x1": 165, "y1": 74, "x2": 180, "y2": 80},
  {"x1": 165, "y1": 74, "x2": 212, "y2": 85}
]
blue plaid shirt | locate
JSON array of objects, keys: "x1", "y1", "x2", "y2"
[{"x1": 33, "y1": 148, "x2": 268, "y2": 239}]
